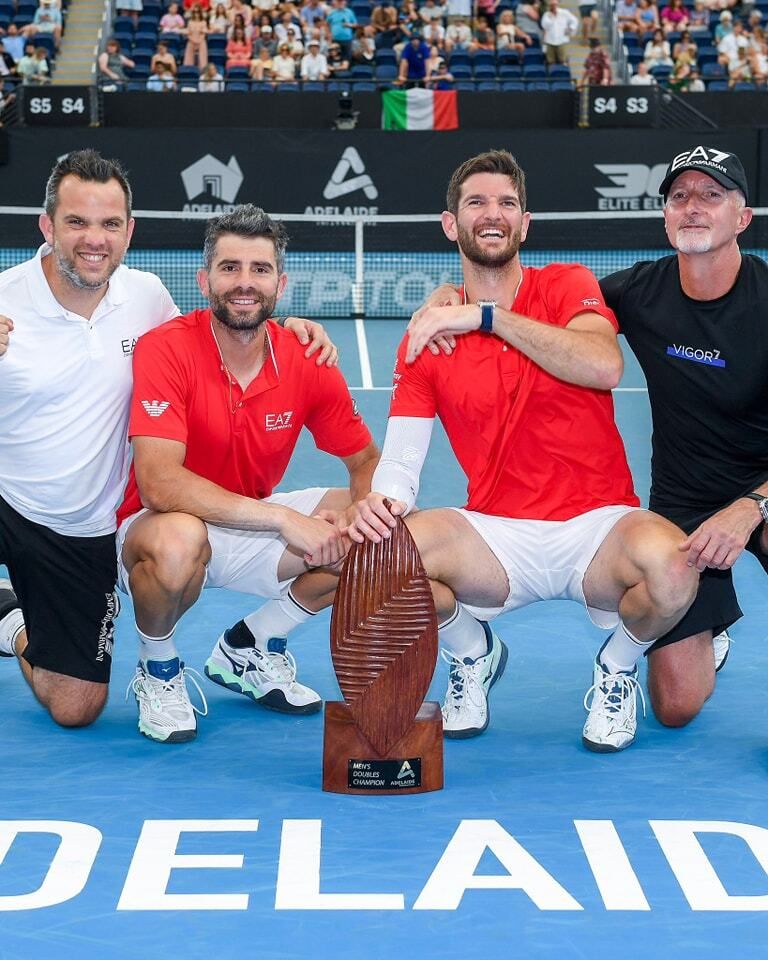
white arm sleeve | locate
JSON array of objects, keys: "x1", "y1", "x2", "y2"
[{"x1": 371, "y1": 416, "x2": 434, "y2": 515}]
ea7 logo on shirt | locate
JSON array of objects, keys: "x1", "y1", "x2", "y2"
[
  {"x1": 141, "y1": 400, "x2": 171, "y2": 417},
  {"x1": 582, "y1": 298, "x2": 600, "y2": 307},
  {"x1": 266, "y1": 411, "x2": 294, "y2": 431}
]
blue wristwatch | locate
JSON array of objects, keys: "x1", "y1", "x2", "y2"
[{"x1": 478, "y1": 300, "x2": 496, "y2": 333}]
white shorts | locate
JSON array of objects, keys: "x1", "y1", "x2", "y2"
[
  {"x1": 452, "y1": 503, "x2": 642, "y2": 628},
  {"x1": 117, "y1": 487, "x2": 328, "y2": 599}
]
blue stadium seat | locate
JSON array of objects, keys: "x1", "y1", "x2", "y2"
[
  {"x1": 473, "y1": 50, "x2": 496, "y2": 67},
  {"x1": 696, "y1": 45, "x2": 718, "y2": 66},
  {"x1": 706, "y1": 79, "x2": 728, "y2": 90},
  {"x1": 134, "y1": 29, "x2": 158, "y2": 47},
  {"x1": 207, "y1": 33, "x2": 228, "y2": 53},
  {"x1": 176, "y1": 65, "x2": 199, "y2": 82},
  {"x1": 476, "y1": 80, "x2": 499, "y2": 90},
  {"x1": 499, "y1": 63, "x2": 522, "y2": 77},
  {"x1": 127, "y1": 64, "x2": 150, "y2": 79},
  {"x1": 522, "y1": 48, "x2": 545, "y2": 65},
  {"x1": 226, "y1": 80, "x2": 250, "y2": 91},
  {"x1": 550, "y1": 80, "x2": 573, "y2": 90},
  {"x1": 276, "y1": 81, "x2": 301, "y2": 91},
  {"x1": 130, "y1": 50, "x2": 153, "y2": 68},
  {"x1": 473, "y1": 63, "x2": 497, "y2": 78},
  {"x1": 375, "y1": 63, "x2": 398, "y2": 80},
  {"x1": 112, "y1": 16, "x2": 135, "y2": 35},
  {"x1": 522, "y1": 63, "x2": 546, "y2": 78},
  {"x1": 650, "y1": 63, "x2": 672, "y2": 80},
  {"x1": 501, "y1": 79, "x2": 525, "y2": 90},
  {"x1": 701, "y1": 61, "x2": 725, "y2": 78},
  {"x1": 352, "y1": 80, "x2": 376, "y2": 90},
  {"x1": 454, "y1": 80, "x2": 475, "y2": 90},
  {"x1": 375, "y1": 48, "x2": 397, "y2": 64},
  {"x1": 448, "y1": 50, "x2": 470, "y2": 66},
  {"x1": 733, "y1": 81, "x2": 756, "y2": 90},
  {"x1": 450, "y1": 63, "x2": 472, "y2": 78},
  {"x1": 226, "y1": 66, "x2": 250, "y2": 79},
  {"x1": 34, "y1": 35, "x2": 56, "y2": 58},
  {"x1": 622, "y1": 34, "x2": 639, "y2": 49},
  {"x1": 137, "y1": 14, "x2": 159, "y2": 31},
  {"x1": 127, "y1": 80, "x2": 147, "y2": 90},
  {"x1": 303, "y1": 80, "x2": 325, "y2": 91},
  {"x1": 158, "y1": 32, "x2": 182, "y2": 54},
  {"x1": 548, "y1": 63, "x2": 571, "y2": 78},
  {"x1": 351, "y1": 63, "x2": 373, "y2": 77},
  {"x1": 527, "y1": 80, "x2": 550, "y2": 90},
  {"x1": 250, "y1": 81, "x2": 275, "y2": 91}
]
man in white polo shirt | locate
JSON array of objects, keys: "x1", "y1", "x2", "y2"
[{"x1": 0, "y1": 149, "x2": 336, "y2": 729}]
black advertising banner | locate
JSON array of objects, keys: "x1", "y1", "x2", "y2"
[{"x1": 2, "y1": 128, "x2": 764, "y2": 249}]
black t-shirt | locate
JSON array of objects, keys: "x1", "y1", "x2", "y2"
[{"x1": 600, "y1": 254, "x2": 768, "y2": 530}]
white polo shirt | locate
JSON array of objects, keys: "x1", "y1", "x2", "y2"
[{"x1": 0, "y1": 245, "x2": 179, "y2": 537}]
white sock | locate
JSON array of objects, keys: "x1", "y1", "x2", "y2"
[
  {"x1": 599, "y1": 621, "x2": 655, "y2": 674},
  {"x1": 0, "y1": 608, "x2": 25, "y2": 656},
  {"x1": 438, "y1": 603, "x2": 488, "y2": 661},
  {"x1": 138, "y1": 626, "x2": 178, "y2": 663},
  {"x1": 242, "y1": 588, "x2": 314, "y2": 648}
]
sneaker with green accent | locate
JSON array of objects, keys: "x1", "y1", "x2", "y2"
[{"x1": 205, "y1": 624, "x2": 322, "y2": 715}]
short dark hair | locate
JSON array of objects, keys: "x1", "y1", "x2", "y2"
[
  {"x1": 44, "y1": 148, "x2": 133, "y2": 218},
  {"x1": 446, "y1": 149, "x2": 527, "y2": 214},
  {"x1": 203, "y1": 204, "x2": 288, "y2": 273}
]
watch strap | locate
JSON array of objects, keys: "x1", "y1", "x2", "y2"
[
  {"x1": 479, "y1": 302, "x2": 495, "y2": 333},
  {"x1": 742, "y1": 492, "x2": 768, "y2": 521}
]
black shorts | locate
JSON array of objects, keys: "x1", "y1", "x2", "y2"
[
  {"x1": 649, "y1": 518, "x2": 768, "y2": 651},
  {"x1": 0, "y1": 494, "x2": 119, "y2": 682}
]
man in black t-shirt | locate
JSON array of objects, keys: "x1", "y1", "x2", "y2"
[{"x1": 600, "y1": 145, "x2": 768, "y2": 730}]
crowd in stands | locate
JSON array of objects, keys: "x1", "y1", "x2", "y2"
[
  {"x1": 97, "y1": 0, "x2": 600, "y2": 91},
  {"x1": 618, "y1": 0, "x2": 768, "y2": 89},
  {"x1": 0, "y1": 0, "x2": 60, "y2": 102}
]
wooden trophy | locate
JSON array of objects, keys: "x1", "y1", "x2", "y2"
[{"x1": 322, "y1": 509, "x2": 442, "y2": 795}]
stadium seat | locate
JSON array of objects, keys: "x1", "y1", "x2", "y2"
[
  {"x1": 375, "y1": 63, "x2": 398, "y2": 80},
  {"x1": 375, "y1": 48, "x2": 397, "y2": 65},
  {"x1": 527, "y1": 80, "x2": 550, "y2": 90},
  {"x1": 207, "y1": 33, "x2": 228, "y2": 53},
  {"x1": 706, "y1": 79, "x2": 728, "y2": 90},
  {"x1": 137, "y1": 14, "x2": 160, "y2": 31},
  {"x1": 550, "y1": 80, "x2": 573, "y2": 90},
  {"x1": 473, "y1": 50, "x2": 496, "y2": 67},
  {"x1": 176, "y1": 66, "x2": 200, "y2": 82},
  {"x1": 733, "y1": 81, "x2": 756, "y2": 90},
  {"x1": 226, "y1": 80, "x2": 250, "y2": 91},
  {"x1": 351, "y1": 63, "x2": 374, "y2": 78},
  {"x1": 454, "y1": 80, "x2": 476, "y2": 90},
  {"x1": 448, "y1": 50, "x2": 470, "y2": 66},
  {"x1": 226, "y1": 66, "x2": 250, "y2": 79},
  {"x1": 474, "y1": 63, "x2": 497, "y2": 79},
  {"x1": 499, "y1": 64, "x2": 522, "y2": 78},
  {"x1": 450, "y1": 63, "x2": 472, "y2": 78},
  {"x1": 476, "y1": 80, "x2": 499, "y2": 90},
  {"x1": 276, "y1": 82, "x2": 301, "y2": 91},
  {"x1": 130, "y1": 50, "x2": 153, "y2": 69},
  {"x1": 497, "y1": 47, "x2": 521, "y2": 64},
  {"x1": 302, "y1": 81, "x2": 325, "y2": 91},
  {"x1": 523, "y1": 63, "x2": 546, "y2": 78},
  {"x1": 548, "y1": 63, "x2": 571, "y2": 78},
  {"x1": 134, "y1": 29, "x2": 159, "y2": 48},
  {"x1": 701, "y1": 61, "x2": 725, "y2": 78},
  {"x1": 112, "y1": 16, "x2": 135, "y2": 35},
  {"x1": 352, "y1": 80, "x2": 376, "y2": 90},
  {"x1": 501, "y1": 80, "x2": 525, "y2": 90}
]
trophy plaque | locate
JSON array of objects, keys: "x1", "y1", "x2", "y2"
[{"x1": 322, "y1": 512, "x2": 442, "y2": 795}]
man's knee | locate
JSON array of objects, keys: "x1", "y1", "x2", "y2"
[
  {"x1": 629, "y1": 522, "x2": 699, "y2": 620},
  {"x1": 127, "y1": 514, "x2": 210, "y2": 593},
  {"x1": 34, "y1": 671, "x2": 108, "y2": 728},
  {"x1": 647, "y1": 637, "x2": 714, "y2": 727}
]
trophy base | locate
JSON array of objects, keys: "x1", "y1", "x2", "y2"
[{"x1": 322, "y1": 701, "x2": 444, "y2": 795}]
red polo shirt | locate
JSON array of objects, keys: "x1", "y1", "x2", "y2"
[
  {"x1": 389, "y1": 263, "x2": 638, "y2": 521},
  {"x1": 117, "y1": 310, "x2": 371, "y2": 525}
]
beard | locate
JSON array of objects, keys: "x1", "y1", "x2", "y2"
[
  {"x1": 674, "y1": 226, "x2": 712, "y2": 254},
  {"x1": 208, "y1": 287, "x2": 277, "y2": 331},
  {"x1": 53, "y1": 242, "x2": 121, "y2": 291},
  {"x1": 456, "y1": 221, "x2": 522, "y2": 268}
]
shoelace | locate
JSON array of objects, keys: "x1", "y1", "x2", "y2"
[
  {"x1": 126, "y1": 665, "x2": 209, "y2": 717},
  {"x1": 440, "y1": 648, "x2": 485, "y2": 710},
  {"x1": 246, "y1": 647, "x2": 298, "y2": 687},
  {"x1": 583, "y1": 670, "x2": 646, "y2": 719}
]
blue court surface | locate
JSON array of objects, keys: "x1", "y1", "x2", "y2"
[{"x1": 3, "y1": 321, "x2": 767, "y2": 960}]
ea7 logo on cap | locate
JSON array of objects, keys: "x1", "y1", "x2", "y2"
[
  {"x1": 141, "y1": 400, "x2": 170, "y2": 417},
  {"x1": 670, "y1": 146, "x2": 732, "y2": 173}
]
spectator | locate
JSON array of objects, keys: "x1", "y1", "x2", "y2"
[
  {"x1": 718, "y1": 18, "x2": 749, "y2": 72},
  {"x1": 727, "y1": 44, "x2": 752, "y2": 83},
  {"x1": 630, "y1": 60, "x2": 657, "y2": 83},
  {"x1": 470, "y1": 14, "x2": 496, "y2": 51},
  {"x1": 253, "y1": 24, "x2": 276, "y2": 55},
  {"x1": 0, "y1": 39, "x2": 18, "y2": 77},
  {"x1": 159, "y1": 2, "x2": 186, "y2": 33},
  {"x1": 225, "y1": 23, "x2": 252, "y2": 68},
  {"x1": 515, "y1": 1, "x2": 542, "y2": 38},
  {"x1": 183, "y1": 4, "x2": 209, "y2": 67},
  {"x1": 227, "y1": 0, "x2": 253, "y2": 28},
  {"x1": 97, "y1": 38, "x2": 134, "y2": 88},
  {"x1": 687, "y1": 0, "x2": 710, "y2": 33},
  {"x1": 615, "y1": 0, "x2": 640, "y2": 34},
  {"x1": 326, "y1": 40, "x2": 350, "y2": 73},
  {"x1": 426, "y1": 55, "x2": 453, "y2": 85},
  {"x1": 301, "y1": 0, "x2": 329, "y2": 32},
  {"x1": 22, "y1": 0, "x2": 63, "y2": 50},
  {"x1": 660, "y1": 0, "x2": 688, "y2": 35},
  {"x1": 419, "y1": 0, "x2": 446, "y2": 25},
  {"x1": 151, "y1": 40, "x2": 178, "y2": 75},
  {"x1": 397, "y1": 0, "x2": 421, "y2": 43},
  {"x1": 398, "y1": 32, "x2": 430, "y2": 82},
  {"x1": 117, "y1": 0, "x2": 143, "y2": 27},
  {"x1": 750, "y1": 25, "x2": 767, "y2": 83},
  {"x1": 183, "y1": 0, "x2": 209, "y2": 10},
  {"x1": 3, "y1": 25, "x2": 26, "y2": 63},
  {"x1": 351, "y1": 23, "x2": 376, "y2": 59},
  {"x1": 579, "y1": 35, "x2": 611, "y2": 86},
  {"x1": 147, "y1": 60, "x2": 176, "y2": 89},
  {"x1": 672, "y1": 29, "x2": 697, "y2": 66},
  {"x1": 421, "y1": 17, "x2": 446, "y2": 48},
  {"x1": 327, "y1": 0, "x2": 358, "y2": 57},
  {"x1": 209, "y1": 3, "x2": 229, "y2": 33},
  {"x1": 250, "y1": 44, "x2": 274, "y2": 78},
  {"x1": 445, "y1": 0, "x2": 470, "y2": 15},
  {"x1": 198, "y1": 60, "x2": 224, "y2": 88},
  {"x1": 0, "y1": 76, "x2": 17, "y2": 124},
  {"x1": 272, "y1": 41, "x2": 297, "y2": 80},
  {"x1": 300, "y1": 36, "x2": 328, "y2": 75},
  {"x1": 496, "y1": 9, "x2": 533, "y2": 54},
  {"x1": 578, "y1": 0, "x2": 599, "y2": 42},
  {"x1": 476, "y1": 0, "x2": 499, "y2": 28},
  {"x1": 275, "y1": 10, "x2": 304, "y2": 52},
  {"x1": 713, "y1": 9, "x2": 733, "y2": 45},
  {"x1": 423, "y1": 41, "x2": 441, "y2": 75},
  {"x1": 541, "y1": 0, "x2": 578, "y2": 64},
  {"x1": 371, "y1": 1, "x2": 398, "y2": 46},
  {"x1": 445, "y1": 14, "x2": 472, "y2": 50},
  {"x1": 636, "y1": 0, "x2": 659, "y2": 35},
  {"x1": 644, "y1": 26, "x2": 672, "y2": 68}
]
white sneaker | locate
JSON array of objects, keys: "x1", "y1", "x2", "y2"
[
  {"x1": 441, "y1": 626, "x2": 508, "y2": 739},
  {"x1": 205, "y1": 627, "x2": 322, "y2": 715},
  {"x1": 128, "y1": 658, "x2": 208, "y2": 743},
  {"x1": 713, "y1": 630, "x2": 731, "y2": 673},
  {"x1": 583, "y1": 655, "x2": 646, "y2": 753},
  {"x1": 0, "y1": 578, "x2": 24, "y2": 657}
]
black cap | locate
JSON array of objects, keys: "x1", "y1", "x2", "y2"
[
  {"x1": 589, "y1": 36, "x2": 601, "y2": 46},
  {"x1": 658, "y1": 145, "x2": 748, "y2": 202}
]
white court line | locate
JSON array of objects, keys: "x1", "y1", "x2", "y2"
[
  {"x1": 354, "y1": 318, "x2": 374, "y2": 390},
  {"x1": 350, "y1": 386, "x2": 649, "y2": 392}
]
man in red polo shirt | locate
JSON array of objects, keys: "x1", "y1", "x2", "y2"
[
  {"x1": 117, "y1": 205, "x2": 378, "y2": 743},
  {"x1": 348, "y1": 149, "x2": 698, "y2": 752}
]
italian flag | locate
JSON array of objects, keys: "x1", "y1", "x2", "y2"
[{"x1": 382, "y1": 89, "x2": 459, "y2": 131}]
